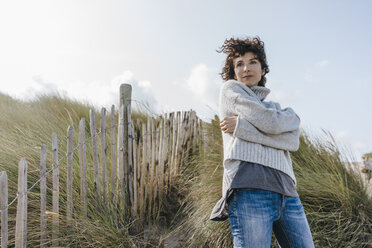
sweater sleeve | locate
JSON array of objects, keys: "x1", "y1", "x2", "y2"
[
  {"x1": 224, "y1": 84, "x2": 300, "y2": 134},
  {"x1": 233, "y1": 116, "x2": 300, "y2": 151}
]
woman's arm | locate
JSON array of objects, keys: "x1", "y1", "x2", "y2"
[
  {"x1": 222, "y1": 83, "x2": 300, "y2": 134},
  {"x1": 232, "y1": 116, "x2": 300, "y2": 151}
]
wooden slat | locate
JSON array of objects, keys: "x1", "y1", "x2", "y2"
[
  {"x1": 148, "y1": 117, "x2": 155, "y2": 217},
  {"x1": 79, "y1": 118, "x2": 87, "y2": 217},
  {"x1": 52, "y1": 132, "x2": 59, "y2": 247},
  {"x1": 150, "y1": 118, "x2": 155, "y2": 188},
  {"x1": 127, "y1": 104, "x2": 134, "y2": 224},
  {"x1": 110, "y1": 105, "x2": 116, "y2": 204},
  {"x1": 67, "y1": 126, "x2": 73, "y2": 226},
  {"x1": 132, "y1": 121, "x2": 138, "y2": 221},
  {"x1": 0, "y1": 171, "x2": 8, "y2": 248},
  {"x1": 169, "y1": 113, "x2": 176, "y2": 187},
  {"x1": 89, "y1": 109, "x2": 101, "y2": 203},
  {"x1": 100, "y1": 108, "x2": 107, "y2": 205},
  {"x1": 174, "y1": 112, "x2": 181, "y2": 177},
  {"x1": 179, "y1": 112, "x2": 187, "y2": 168},
  {"x1": 15, "y1": 158, "x2": 27, "y2": 248},
  {"x1": 162, "y1": 117, "x2": 170, "y2": 193},
  {"x1": 154, "y1": 121, "x2": 160, "y2": 201},
  {"x1": 40, "y1": 145, "x2": 46, "y2": 247},
  {"x1": 192, "y1": 111, "x2": 197, "y2": 150},
  {"x1": 136, "y1": 119, "x2": 142, "y2": 225},
  {"x1": 140, "y1": 122, "x2": 147, "y2": 221},
  {"x1": 146, "y1": 117, "x2": 151, "y2": 217},
  {"x1": 118, "y1": 105, "x2": 125, "y2": 218},
  {"x1": 157, "y1": 117, "x2": 164, "y2": 198}
]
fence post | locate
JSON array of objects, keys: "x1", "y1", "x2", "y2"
[
  {"x1": 90, "y1": 110, "x2": 101, "y2": 205},
  {"x1": 111, "y1": 105, "x2": 117, "y2": 205},
  {"x1": 174, "y1": 112, "x2": 181, "y2": 177},
  {"x1": 169, "y1": 113, "x2": 176, "y2": 187},
  {"x1": 119, "y1": 84, "x2": 132, "y2": 221},
  {"x1": 148, "y1": 118, "x2": 155, "y2": 219},
  {"x1": 0, "y1": 171, "x2": 8, "y2": 248},
  {"x1": 40, "y1": 145, "x2": 47, "y2": 247},
  {"x1": 15, "y1": 158, "x2": 27, "y2": 248},
  {"x1": 79, "y1": 118, "x2": 87, "y2": 217},
  {"x1": 52, "y1": 132, "x2": 59, "y2": 247},
  {"x1": 154, "y1": 120, "x2": 160, "y2": 204},
  {"x1": 157, "y1": 117, "x2": 164, "y2": 200},
  {"x1": 162, "y1": 117, "x2": 170, "y2": 193},
  {"x1": 146, "y1": 117, "x2": 151, "y2": 222},
  {"x1": 140, "y1": 122, "x2": 147, "y2": 222},
  {"x1": 67, "y1": 126, "x2": 74, "y2": 226},
  {"x1": 132, "y1": 121, "x2": 138, "y2": 226},
  {"x1": 127, "y1": 104, "x2": 134, "y2": 228},
  {"x1": 100, "y1": 108, "x2": 107, "y2": 205}
]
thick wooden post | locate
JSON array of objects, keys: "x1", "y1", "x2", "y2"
[
  {"x1": 89, "y1": 110, "x2": 101, "y2": 204},
  {"x1": 79, "y1": 118, "x2": 87, "y2": 217},
  {"x1": 0, "y1": 171, "x2": 8, "y2": 248},
  {"x1": 40, "y1": 145, "x2": 47, "y2": 248},
  {"x1": 67, "y1": 126, "x2": 73, "y2": 226},
  {"x1": 52, "y1": 132, "x2": 59, "y2": 247},
  {"x1": 15, "y1": 158, "x2": 27, "y2": 248},
  {"x1": 120, "y1": 84, "x2": 132, "y2": 220}
]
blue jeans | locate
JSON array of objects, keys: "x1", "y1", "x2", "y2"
[{"x1": 228, "y1": 189, "x2": 314, "y2": 248}]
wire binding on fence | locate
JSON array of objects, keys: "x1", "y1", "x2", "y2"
[{"x1": 0, "y1": 121, "x2": 114, "y2": 213}]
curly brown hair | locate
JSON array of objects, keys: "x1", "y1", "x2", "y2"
[{"x1": 217, "y1": 36, "x2": 270, "y2": 86}]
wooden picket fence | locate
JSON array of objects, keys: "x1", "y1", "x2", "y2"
[{"x1": 0, "y1": 84, "x2": 203, "y2": 247}]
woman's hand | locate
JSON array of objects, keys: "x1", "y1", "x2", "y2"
[{"x1": 220, "y1": 115, "x2": 238, "y2": 133}]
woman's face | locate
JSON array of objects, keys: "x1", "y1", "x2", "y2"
[{"x1": 233, "y1": 52, "x2": 264, "y2": 87}]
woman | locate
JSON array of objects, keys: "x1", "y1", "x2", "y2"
[{"x1": 210, "y1": 37, "x2": 315, "y2": 247}]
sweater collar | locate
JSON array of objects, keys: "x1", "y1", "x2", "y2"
[
  {"x1": 234, "y1": 80, "x2": 271, "y2": 101},
  {"x1": 249, "y1": 85, "x2": 271, "y2": 101}
]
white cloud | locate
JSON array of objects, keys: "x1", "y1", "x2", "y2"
[
  {"x1": 317, "y1": 59, "x2": 330, "y2": 67},
  {"x1": 0, "y1": 64, "x2": 220, "y2": 121},
  {"x1": 184, "y1": 64, "x2": 220, "y2": 112}
]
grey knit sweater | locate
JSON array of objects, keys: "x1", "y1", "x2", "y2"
[{"x1": 210, "y1": 80, "x2": 300, "y2": 221}]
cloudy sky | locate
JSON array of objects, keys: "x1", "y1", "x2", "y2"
[{"x1": 0, "y1": 0, "x2": 371, "y2": 160}]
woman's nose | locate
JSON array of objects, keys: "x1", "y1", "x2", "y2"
[{"x1": 244, "y1": 65, "x2": 249, "y2": 71}]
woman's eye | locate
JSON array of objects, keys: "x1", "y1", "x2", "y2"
[
  {"x1": 236, "y1": 63, "x2": 243, "y2": 67},
  {"x1": 250, "y1": 61, "x2": 257, "y2": 64}
]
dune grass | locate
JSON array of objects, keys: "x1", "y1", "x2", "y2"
[
  {"x1": 178, "y1": 115, "x2": 372, "y2": 248},
  {"x1": 2, "y1": 92, "x2": 372, "y2": 247},
  {"x1": 0, "y1": 93, "x2": 169, "y2": 247}
]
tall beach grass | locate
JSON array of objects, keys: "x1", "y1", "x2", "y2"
[
  {"x1": 0, "y1": 93, "x2": 170, "y2": 247},
  {"x1": 179, "y1": 115, "x2": 372, "y2": 247}
]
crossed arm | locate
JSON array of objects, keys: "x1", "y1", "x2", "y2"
[
  {"x1": 220, "y1": 83, "x2": 300, "y2": 151},
  {"x1": 220, "y1": 115, "x2": 300, "y2": 151}
]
